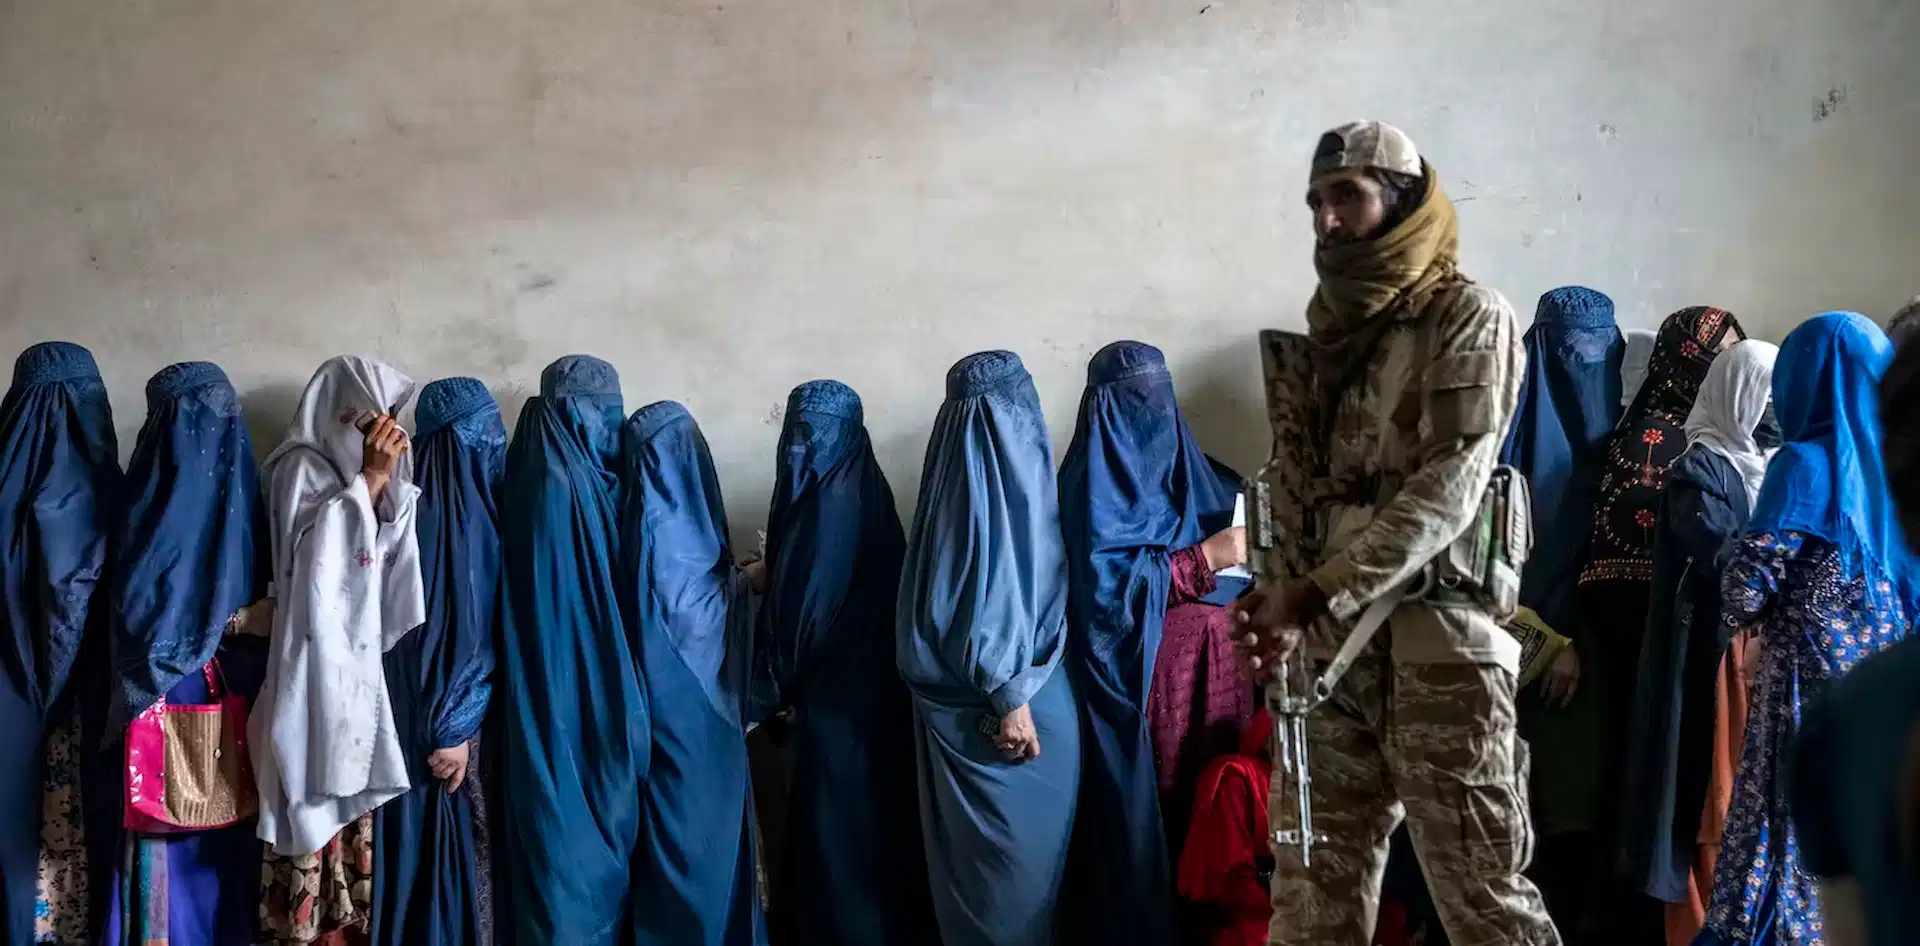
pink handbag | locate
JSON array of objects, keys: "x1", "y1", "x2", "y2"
[{"x1": 123, "y1": 659, "x2": 258, "y2": 834}]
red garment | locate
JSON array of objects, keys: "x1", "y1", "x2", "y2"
[
  {"x1": 1150, "y1": 545, "x2": 1260, "y2": 862},
  {"x1": 1178, "y1": 710, "x2": 1273, "y2": 946},
  {"x1": 1373, "y1": 899, "x2": 1413, "y2": 945},
  {"x1": 1665, "y1": 633, "x2": 1753, "y2": 946}
]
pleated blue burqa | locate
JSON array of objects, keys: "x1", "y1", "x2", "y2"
[
  {"x1": 753, "y1": 381, "x2": 937, "y2": 945},
  {"x1": 105, "y1": 362, "x2": 266, "y2": 946},
  {"x1": 621, "y1": 401, "x2": 765, "y2": 946},
  {"x1": 1057, "y1": 341, "x2": 1240, "y2": 943},
  {"x1": 371, "y1": 378, "x2": 500, "y2": 945},
  {"x1": 0, "y1": 342, "x2": 118, "y2": 945},
  {"x1": 897, "y1": 351, "x2": 1082, "y2": 946},
  {"x1": 489, "y1": 356, "x2": 648, "y2": 945}
]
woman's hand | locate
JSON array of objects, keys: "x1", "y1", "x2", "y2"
[
  {"x1": 360, "y1": 413, "x2": 408, "y2": 500},
  {"x1": 743, "y1": 560, "x2": 769, "y2": 593},
  {"x1": 225, "y1": 598, "x2": 276, "y2": 638},
  {"x1": 994, "y1": 705, "x2": 1041, "y2": 762},
  {"x1": 427, "y1": 742, "x2": 470, "y2": 794},
  {"x1": 1541, "y1": 646, "x2": 1581, "y2": 708},
  {"x1": 1200, "y1": 525, "x2": 1248, "y2": 572},
  {"x1": 739, "y1": 550, "x2": 769, "y2": 593}
]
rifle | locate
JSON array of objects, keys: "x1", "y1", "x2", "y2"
[
  {"x1": 1246, "y1": 331, "x2": 1429, "y2": 869},
  {"x1": 1244, "y1": 329, "x2": 1326, "y2": 868}
]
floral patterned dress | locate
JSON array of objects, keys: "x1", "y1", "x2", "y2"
[
  {"x1": 33, "y1": 716, "x2": 88, "y2": 945},
  {"x1": 1698, "y1": 531, "x2": 1910, "y2": 946},
  {"x1": 260, "y1": 812, "x2": 375, "y2": 945}
]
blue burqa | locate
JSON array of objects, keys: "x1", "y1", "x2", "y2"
[
  {"x1": 1499, "y1": 286, "x2": 1623, "y2": 633},
  {"x1": 0, "y1": 342, "x2": 118, "y2": 946},
  {"x1": 1057, "y1": 341, "x2": 1240, "y2": 943},
  {"x1": 489, "y1": 356, "x2": 648, "y2": 945},
  {"x1": 621, "y1": 401, "x2": 766, "y2": 946},
  {"x1": 372, "y1": 378, "x2": 500, "y2": 946},
  {"x1": 753, "y1": 381, "x2": 937, "y2": 946},
  {"x1": 897, "y1": 351, "x2": 1082, "y2": 946},
  {"x1": 105, "y1": 362, "x2": 267, "y2": 946}
]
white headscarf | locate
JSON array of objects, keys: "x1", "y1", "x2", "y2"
[
  {"x1": 253, "y1": 355, "x2": 426, "y2": 855},
  {"x1": 263, "y1": 355, "x2": 418, "y2": 488},
  {"x1": 1683, "y1": 339, "x2": 1779, "y2": 505},
  {"x1": 1620, "y1": 328, "x2": 1657, "y2": 408}
]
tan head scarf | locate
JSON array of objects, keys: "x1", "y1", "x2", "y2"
[{"x1": 1305, "y1": 160, "x2": 1462, "y2": 391}]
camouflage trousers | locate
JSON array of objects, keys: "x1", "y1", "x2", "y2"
[{"x1": 1267, "y1": 656, "x2": 1561, "y2": 946}]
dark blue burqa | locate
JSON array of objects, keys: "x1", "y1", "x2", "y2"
[
  {"x1": 0, "y1": 342, "x2": 118, "y2": 946},
  {"x1": 897, "y1": 351, "x2": 1082, "y2": 946},
  {"x1": 1057, "y1": 341, "x2": 1240, "y2": 944},
  {"x1": 753, "y1": 381, "x2": 937, "y2": 946},
  {"x1": 621, "y1": 402, "x2": 765, "y2": 946},
  {"x1": 489, "y1": 356, "x2": 648, "y2": 946},
  {"x1": 106, "y1": 362, "x2": 266, "y2": 946},
  {"x1": 372, "y1": 378, "x2": 500, "y2": 946},
  {"x1": 1499, "y1": 286, "x2": 1623, "y2": 633}
]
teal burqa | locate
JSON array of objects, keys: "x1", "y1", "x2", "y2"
[
  {"x1": 621, "y1": 401, "x2": 766, "y2": 946},
  {"x1": 489, "y1": 356, "x2": 648, "y2": 945}
]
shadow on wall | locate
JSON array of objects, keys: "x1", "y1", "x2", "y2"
[
  {"x1": 1177, "y1": 338, "x2": 1269, "y2": 479},
  {"x1": 874, "y1": 426, "x2": 934, "y2": 529},
  {"x1": 490, "y1": 382, "x2": 533, "y2": 435},
  {"x1": 240, "y1": 382, "x2": 306, "y2": 463}
]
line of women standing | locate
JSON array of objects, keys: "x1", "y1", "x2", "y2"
[
  {"x1": 1502, "y1": 294, "x2": 1915, "y2": 946},
  {"x1": 4, "y1": 337, "x2": 1269, "y2": 946},
  {"x1": 2, "y1": 353, "x2": 503, "y2": 946}
]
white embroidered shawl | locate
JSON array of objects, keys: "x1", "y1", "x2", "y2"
[{"x1": 251, "y1": 355, "x2": 426, "y2": 856}]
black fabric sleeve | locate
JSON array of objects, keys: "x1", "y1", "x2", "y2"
[{"x1": 1666, "y1": 476, "x2": 1741, "y2": 577}]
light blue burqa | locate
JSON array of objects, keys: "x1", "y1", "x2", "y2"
[{"x1": 896, "y1": 351, "x2": 1082, "y2": 946}]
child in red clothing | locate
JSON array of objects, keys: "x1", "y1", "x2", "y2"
[
  {"x1": 1178, "y1": 710, "x2": 1275, "y2": 946},
  {"x1": 1177, "y1": 708, "x2": 1418, "y2": 946}
]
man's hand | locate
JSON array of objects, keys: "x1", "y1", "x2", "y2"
[
  {"x1": 994, "y1": 705, "x2": 1041, "y2": 762},
  {"x1": 428, "y1": 742, "x2": 470, "y2": 794},
  {"x1": 1200, "y1": 526, "x2": 1248, "y2": 572},
  {"x1": 1541, "y1": 646, "x2": 1580, "y2": 708},
  {"x1": 1233, "y1": 578, "x2": 1329, "y2": 680},
  {"x1": 360, "y1": 413, "x2": 408, "y2": 500}
]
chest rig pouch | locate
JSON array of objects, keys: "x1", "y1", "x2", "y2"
[{"x1": 1431, "y1": 463, "x2": 1531, "y2": 619}]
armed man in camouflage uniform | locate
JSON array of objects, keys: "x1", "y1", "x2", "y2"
[{"x1": 1236, "y1": 121, "x2": 1561, "y2": 944}]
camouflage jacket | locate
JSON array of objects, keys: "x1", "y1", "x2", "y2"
[{"x1": 1306, "y1": 282, "x2": 1526, "y2": 669}]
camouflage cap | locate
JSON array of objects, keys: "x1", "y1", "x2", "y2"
[{"x1": 1311, "y1": 120, "x2": 1422, "y2": 179}]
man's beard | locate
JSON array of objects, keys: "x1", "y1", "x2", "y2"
[{"x1": 1316, "y1": 229, "x2": 1375, "y2": 249}]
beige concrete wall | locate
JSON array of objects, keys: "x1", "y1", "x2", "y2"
[{"x1": 2, "y1": 0, "x2": 1915, "y2": 529}]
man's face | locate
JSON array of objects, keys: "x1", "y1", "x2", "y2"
[{"x1": 1306, "y1": 168, "x2": 1389, "y2": 247}]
